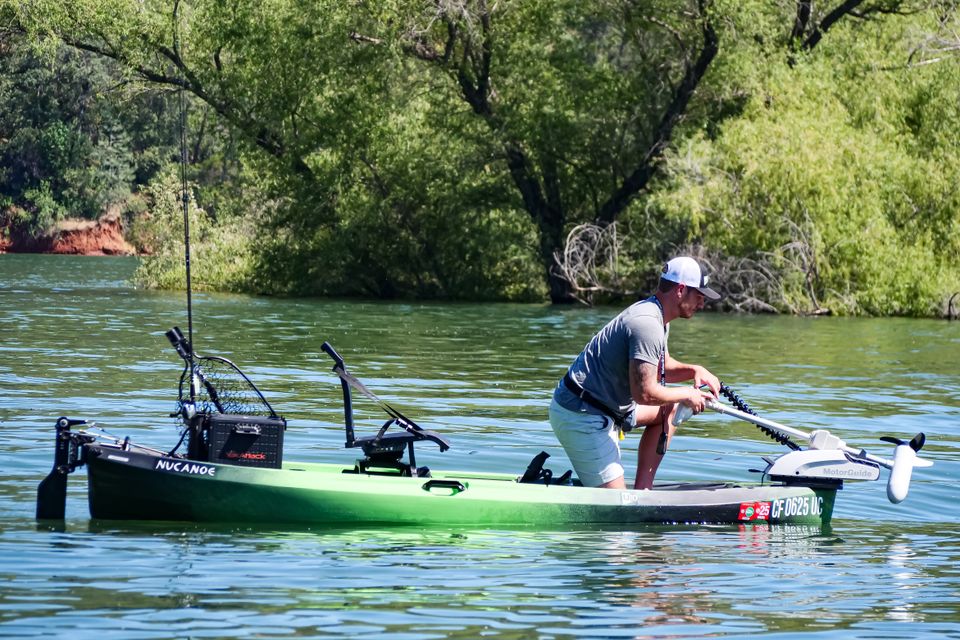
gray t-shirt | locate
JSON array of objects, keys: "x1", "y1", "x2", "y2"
[{"x1": 554, "y1": 297, "x2": 668, "y2": 416}]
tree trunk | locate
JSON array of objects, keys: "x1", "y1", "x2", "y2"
[{"x1": 501, "y1": 144, "x2": 573, "y2": 303}]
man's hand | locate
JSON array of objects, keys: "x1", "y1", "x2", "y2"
[
  {"x1": 680, "y1": 386, "x2": 707, "y2": 414},
  {"x1": 692, "y1": 365, "x2": 720, "y2": 399}
]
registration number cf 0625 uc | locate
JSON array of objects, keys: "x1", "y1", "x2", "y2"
[{"x1": 771, "y1": 495, "x2": 823, "y2": 520}]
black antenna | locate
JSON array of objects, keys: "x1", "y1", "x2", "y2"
[{"x1": 174, "y1": 1, "x2": 196, "y2": 401}]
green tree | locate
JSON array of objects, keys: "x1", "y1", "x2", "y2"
[
  {"x1": 646, "y1": 6, "x2": 960, "y2": 315},
  {"x1": 0, "y1": 34, "x2": 180, "y2": 233},
  {"x1": 368, "y1": 0, "x2": 719, "y2": 301},
  {"x1": 4, "y1": 0, "x2": 959, "y2": 314},
  {"x1": 6, "y1": 0, "x2": 721, "y2": 300}
]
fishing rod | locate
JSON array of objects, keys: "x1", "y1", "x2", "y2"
[
  {"x1": 175, "y1": 2, "x2": 197, "y2": 403},
  {"x1": 167, "y1": 0, "x2": 202, "y2": 413}
]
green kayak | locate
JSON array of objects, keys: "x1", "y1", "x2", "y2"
[
  {"x1": 39, "y1": 331, "x2": 929, "y2": 529},
  {"x1": 79, "y1": 442, "x2": 835, "y2": 526}
]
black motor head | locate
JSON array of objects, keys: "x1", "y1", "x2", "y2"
[{"x1": 165, "y1": 326, "x2": 192, "y2": 361}]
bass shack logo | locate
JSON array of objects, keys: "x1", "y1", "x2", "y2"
[
  {"x1": 738, "y1": 501, "x2": 771, "y2": 521},
  {"x1": 224, "y1": 450, "x2": 267, "y2": 461}
]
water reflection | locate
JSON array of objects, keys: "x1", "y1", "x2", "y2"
[
  {"x1": 554, "y1": 525, "x2": 839, "y2": 635},
  {"x1": 3, "y1": 507, "x2": 960, "y2": 638}
]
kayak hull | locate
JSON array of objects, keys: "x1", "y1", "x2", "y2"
[{"x1": 85, "y1": 445, "x2": 835, "y2": 527}]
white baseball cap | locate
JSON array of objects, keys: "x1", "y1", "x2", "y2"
[{"x1": 661, "y1": 257, "x2": 720, "y2": 300}]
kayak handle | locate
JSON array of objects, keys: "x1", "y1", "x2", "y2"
[{"x1": 422, "y1": 479, "x2": 465, "y2": 494}]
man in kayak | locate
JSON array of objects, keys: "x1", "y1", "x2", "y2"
[{"x1": 550, "y1": 256, "x2": 721, "y2": 490}]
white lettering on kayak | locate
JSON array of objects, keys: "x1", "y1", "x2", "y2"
[
  {"x1": 771, "y1": 495, "x2": 822, "y2": 520},
  {"x1": 154, "y1": 459, "x2": 217, "y2": 477}
]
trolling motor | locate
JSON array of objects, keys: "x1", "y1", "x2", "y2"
[
  {"x1": 35, "y1": 325, "x2": 197, "y2": 521},
  {"x1": 703, "y1": 397, "x2": 933, "y2": 503},
  {"x1": 36, "y1": 418, "x2": 97, "y2": 519}
]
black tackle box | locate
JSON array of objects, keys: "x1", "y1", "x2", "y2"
[{"x1": 203, "y1": 413, "x2": 286, "y2": 468}]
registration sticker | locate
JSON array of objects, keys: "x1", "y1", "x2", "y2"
[{"x1": 738, "y1": 501, "x2": 771, "y2": 521}]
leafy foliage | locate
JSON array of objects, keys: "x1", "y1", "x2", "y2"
[
  {"x1": 646, "y1": 9, "x2": 960, "y2": 315},
  {"x1": 131, "y1": 168, "x2": 256, "y2": 291},
  {"x1": 0, "y1": 36, "x2": 177, "y2": 234},
  {"x1": 3, "y1": 0, "x2": 960, "y2": 314}
]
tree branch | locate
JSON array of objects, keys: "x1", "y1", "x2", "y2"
[
  {"x1": 791, "y1": 1, "x2": 813, "y2": 42},
  {"x1": 349, "y1": 31, "x2": 383, "y2": 45},
  {"x1": 595, "y1": 5, "x2": 718, "y2": 225},
  {"x1": 791, "y1": 1, "x2": 916, "y2": 62},
  {"x1": 60, "y1": 24, "x2": 312, "y2": 177}
]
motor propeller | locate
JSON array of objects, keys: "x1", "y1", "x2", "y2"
[
  {"x1": 880, "y1": 432, "x2": 925, "y2": 451},
  {"x1": 879, "y1": 432, "x2": 932, "y2": 504}
]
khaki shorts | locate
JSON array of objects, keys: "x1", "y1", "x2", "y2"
[{"x1": 549, "y1": 397, "x2": 625, "y2": 487}]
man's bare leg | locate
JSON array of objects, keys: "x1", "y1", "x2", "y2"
[
  {"x1": 633, "y1": 405, "x2": 676, "y2": 490},
  {"x1": 599, "y1": 476, "x2": 626, "y2": 489}
]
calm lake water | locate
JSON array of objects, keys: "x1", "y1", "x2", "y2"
[{"x1": 1, "y1": 254, "x2": 959, "y2": 639}]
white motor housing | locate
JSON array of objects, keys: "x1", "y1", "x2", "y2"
[
  {"x1": 765, "y1": 449, "x2": 880, "y2": 483},
  {"x1": 887, "y1": 442, "x2": 934, "y2": 503}
]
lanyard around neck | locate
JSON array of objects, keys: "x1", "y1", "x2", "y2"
[{"x1": 646, "y1": 296, "x2": 667, "y2": 386}]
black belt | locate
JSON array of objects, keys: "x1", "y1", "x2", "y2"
[{"x1": 562, "y1": 373, "x2": 632, "y2": 431}]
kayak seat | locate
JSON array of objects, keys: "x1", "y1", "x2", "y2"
[
  {"x1": 349, "y1": 417, "x2": 450, "y2": 477},
  {"x1": 353, "y1": 417, "x2": 450, "y2": 456},
  {"x1": 322, "y1": 342, "x2": 451, "y2": 478}
]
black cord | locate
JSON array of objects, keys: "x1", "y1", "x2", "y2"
[
  {"x1": 719, "y1": 383, "x2": 801, "y2": 450},
  {"x1": 167, "y1": 427, "x2": 189, "y2": 457}
]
